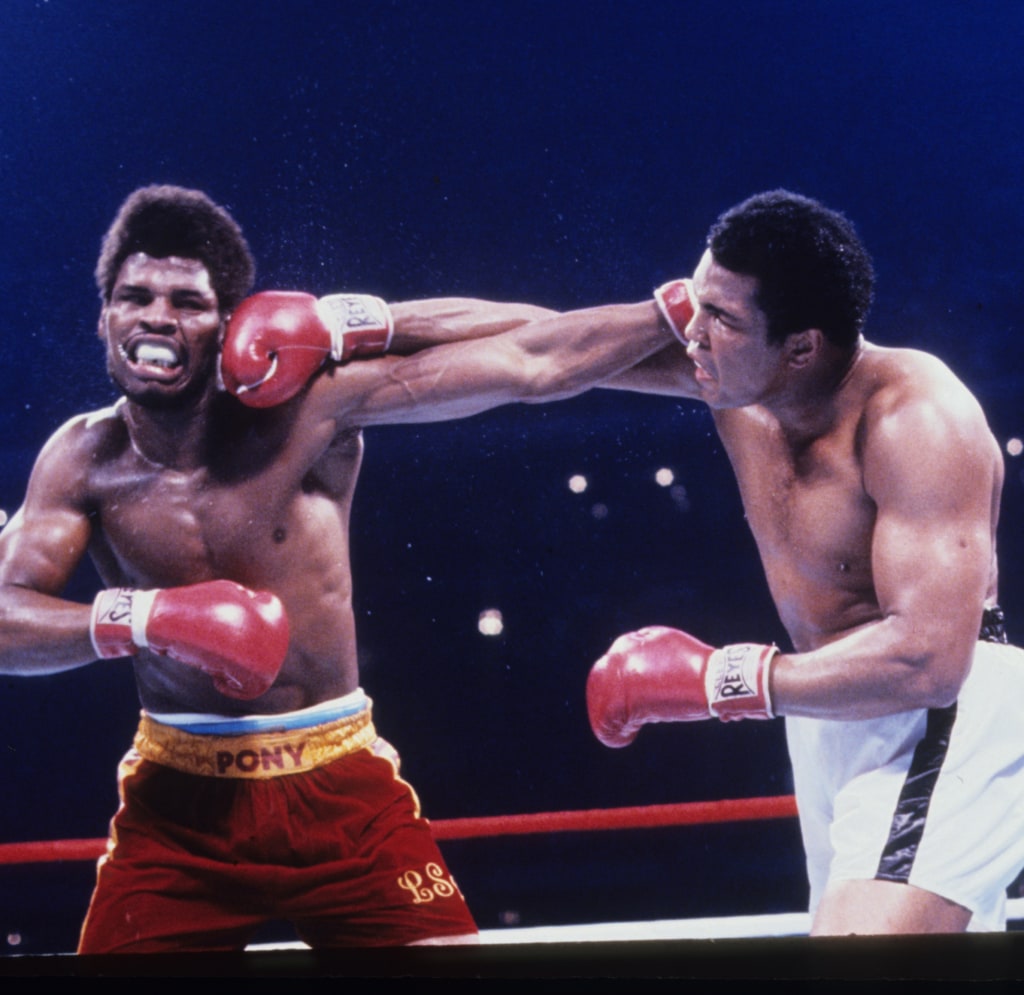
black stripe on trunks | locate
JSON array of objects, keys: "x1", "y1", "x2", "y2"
[
  {"x1": 874, "y1": 610, "x2": 1004, "y2": 882},
  {"x1": 980, "y1": 605, "x2": 1008, "y2": 644},
  {"x1": 875, "y1": 702, "x2": 957, "y2": 884}
]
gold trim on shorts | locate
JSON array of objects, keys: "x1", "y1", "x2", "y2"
[{"x1": 134, "y1": 707, "x2": 378, "y2": 779}]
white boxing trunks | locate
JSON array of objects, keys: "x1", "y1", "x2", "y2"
[{"x1": 786, "y1": 640, "x2": 1024, "y2": 931}]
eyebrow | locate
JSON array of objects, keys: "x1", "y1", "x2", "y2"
[
  {"x1": 701, "y1": 301, "x2": 744, "y2": 324},
  {"x1": 115, "y1": 283, "x2": 213, "y2": 302},
  {"x1": 170, "y1": 288, "x2": 215, "y2": 302}
]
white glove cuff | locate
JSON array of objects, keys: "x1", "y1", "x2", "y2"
[
  {"x1": 705, "y1": 643, "x2": 777, "y2": 720},
  {"x1": 90, "y1": 587, "x2": 158, "y2": 657},
  {"x1": 129, "y1": 589, "x2": 159, "y2": 648},
  {"x1": 317, "y1": 294, "x2": 395, "y2": 359}
]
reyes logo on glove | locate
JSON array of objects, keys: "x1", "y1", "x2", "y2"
[
  {"x1": 707, "y1": 643, "x2": 776, "y2": 720},
  {"x1": 714, "y1": 645, "x2": 760, "y2": 700},
  {"x1": 96, "y1": 588, "x2": 135, "y2": 626}
]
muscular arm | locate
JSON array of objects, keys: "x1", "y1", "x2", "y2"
[
  {"x1": 326, "y1": 300, "x2": 677, "y2": 425},
  {"x1": 0, "y1": 420, "x2": 99, "y2": 674},
  {"x1": 771, "y1": 379, "x2": 999, "y2": 719},
  {"x1": 224, "y1": 281, "x2": 702, "y2": 410},
  {"x1": 389, "y1": 298, "x2": 558, "y2": 353},
  {"x1": 389, "y1": 299, "x2": 701, "y2": 398}
]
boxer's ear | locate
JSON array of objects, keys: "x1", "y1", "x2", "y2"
[{"x1": 784, "y1": 328, "x2": 822, "y2": 370}]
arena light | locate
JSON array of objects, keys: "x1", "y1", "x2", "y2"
[{"x1": 478, "y1": 608, "x2": 504, "y2": 636}]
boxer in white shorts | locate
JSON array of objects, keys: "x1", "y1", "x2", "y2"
[{"x1": 577, "y1": 191, "x2": 1024, "y2": 933}]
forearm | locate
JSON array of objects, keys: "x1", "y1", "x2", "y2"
[
  {"x1": 771, "y1": 616, "x2": 974, "y2": 720},
  {"x1": 389, "y1": 299, "x2": 558, "y2": 354},
  {"x1": 598, "y1": 341, "x2": 700, "y2": 397},
  {"x1": 513, "y1": 300, "x2": 674, "y2": 402},
  {"x1": 586, "y1": 590, "x2": 982, "y2": 743},
  {"x1": 346, "y1": 300, "x2": 673, "y2": 425},
  {"x1": 0, "y1": 585, "x2": 99, "y2": 675},
  {"x1": 593, "y1": 278, "x2": 700, "y2": 397}
]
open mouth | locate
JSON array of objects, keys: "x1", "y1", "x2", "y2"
[
  {"x1": 121, "y1": 337, "x2": 185, "y2": 378},
  {"x1": 686, "y1": 343, "x2": 713, "y2": 383},
  {"x1": 690, "y1": 355, "x2": 714, "y2": 384}
]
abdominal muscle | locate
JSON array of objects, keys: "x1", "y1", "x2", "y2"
[{"x1": 120, "y1": 505, "x2": 364, "y2": 717}]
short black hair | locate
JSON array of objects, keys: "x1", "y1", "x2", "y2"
[
  {"x1": 707, "y1": 190, "x2": 874, "y2": 350},
  {"x1": 95, "y1": 185, "x2": 255, "y2": 311}
]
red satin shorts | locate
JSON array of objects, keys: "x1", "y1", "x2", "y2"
[{"x1": 78, "y1": 711, "x2": 476, "y2": 952}]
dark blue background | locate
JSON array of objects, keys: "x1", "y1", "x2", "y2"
[{"x1": 2, "y1": 0, "x2": 1023, "y2": 953}]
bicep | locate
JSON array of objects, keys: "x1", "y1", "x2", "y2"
[
  {"x1": 866, "y1": 399, "x2": 996, "y2": 658},
  {"x1": 0, "y1": 449, "x2": 94, "y2": 595}
]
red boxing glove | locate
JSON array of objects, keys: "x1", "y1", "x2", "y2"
[
  {"x1": 90, "y1": 580, "x2": 290, "y2": 700},
  {"x1": 653, "y1": 279, "x2": 696, "y2": 345},
  {"x1": 586, "y1": 625, "x2": 776, "y2": 748},
  {"x1": 221, "y1": 290, "x2": 394, "y2": 408}
]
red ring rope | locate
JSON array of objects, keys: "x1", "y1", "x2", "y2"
[
  {"x1": 433, "y1": 794, "x2": 797, "y2": 840},
  {"x1": 0, "y1": 794, "x2": 797, "y2": 865}
]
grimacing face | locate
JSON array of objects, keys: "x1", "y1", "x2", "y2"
[
  {"x1": 101, "y1": 253, "x2": 223, "y2": 408},
  {"x1": 684, "y1": 250, "x2": 791, "y2": 410}
]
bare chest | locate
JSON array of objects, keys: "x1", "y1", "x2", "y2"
[
  {"x1": 89, "y1": 468, "x2": 272, "y2": 586},
  {"x1": 743, "y1": 446, "x2": 871, "y2": 559},
  {"x1": 88, "y1": 431, "x2": 361, "y2": 589},
  {"x1": 716, "y1": 411, "x2": 877, "y2": 635}
]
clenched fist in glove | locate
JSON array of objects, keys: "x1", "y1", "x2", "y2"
[
  {"x1": 221, "y1": 290, "x2": 394, "y2": 407},
  {"x1": 90, "y1": 580, "x2": 290, "y2": 700},
  {"x1": 654, "y1": 278, "x2": 696, "y2": 344},
  {"x1": 586, "y1": 625, "x2": 777, "y2": 747}
]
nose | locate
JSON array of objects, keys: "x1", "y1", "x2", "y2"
[
  {"x1": 684, "y1": 306, "x2": 708, "y2": 350},
  {"x1": 139, "y1": 295, "x2": 178, "y2": 331}
]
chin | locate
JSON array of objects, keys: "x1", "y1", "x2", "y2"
[
  {"x1": 129, "y1": 389, "x2": 198, "y2": 410},
  {"x1": 109, "y1": 364, "x2": 214, "y2": 410},
  {"x1": 111, "y1": 376, "x2": 207, "y2": 411}
]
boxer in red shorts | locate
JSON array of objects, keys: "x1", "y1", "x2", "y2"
[{"x1": 0, "y1": 185, "x2": 676, "y2": 951}]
